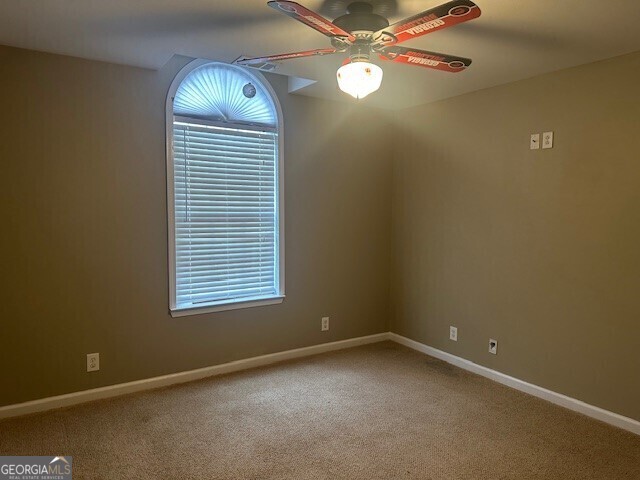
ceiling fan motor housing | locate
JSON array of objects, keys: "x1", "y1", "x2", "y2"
[
  {"x1": 332, "y1": 2, "x2": 390, "y2": 61},
  {"x1": 333, "y1": 2, "x2": 389, "y2": 34}
]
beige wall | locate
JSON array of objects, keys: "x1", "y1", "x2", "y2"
[
  {"x1": 391, "y1": 51, "x2": 640, "y2": 420},
  {"x1": 2, "y1": 42, "x2": 639, "y2": 422},
  {"x1": 0, "y1": 46, "x2": 393, "y2": 406}
]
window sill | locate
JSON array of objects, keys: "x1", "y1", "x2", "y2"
[{"x1": 170, "y1": 295, "x2": 285, "y2": 318}]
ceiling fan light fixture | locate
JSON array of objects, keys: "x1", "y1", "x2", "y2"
[{"x1": 336, "y1": 60, "x2": 383, "y2": 99}]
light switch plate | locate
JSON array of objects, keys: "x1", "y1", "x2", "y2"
[
  {"x1": 542, "y1": 131, "x2": 554, "y2": 149},
  {"x1": 530, "y1": 133, "x2": 540, "y2": 150}
]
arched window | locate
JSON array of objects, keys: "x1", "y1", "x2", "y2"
[{"x1": 166, "y1": 60, "x2": 284, "y2": 316}]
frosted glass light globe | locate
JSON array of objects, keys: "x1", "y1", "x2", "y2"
[{"x1": 336, "y1": 61, "x2": 383, "y2": 99}]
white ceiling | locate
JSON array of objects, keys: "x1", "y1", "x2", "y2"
[{"x1": 2, "y1": 0, "x2": 640, "y2": 109}]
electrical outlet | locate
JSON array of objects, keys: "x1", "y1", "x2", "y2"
[
  {"x1": 488, "y1": 339, "x2": 498, "y2": 355},
  {"x1": 321, "y1": 317, "x2": 329, "y2": 332},
  {"x1": 530, "y1": 133, "x2": 540, "y2": 150},
  {"x1": 449, "y1": 326, "x2": 458, "y2": 341},
  {"x1": 542, "y1": 131, "x2": 554, "y2": 149},
  {"x1": 87, "y1": 353, "x2": 100, "y2": 372}
]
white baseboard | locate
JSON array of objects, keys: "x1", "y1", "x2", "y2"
[
  {"x1": 389, "y1": 332, "x2": 640, "y2": 436},
  {"x1": 3, "y1": 331, "x2": 638, "y2": 437},
  {"x1": 0, "y1": 332, "x2": 390, "y2": 420}
]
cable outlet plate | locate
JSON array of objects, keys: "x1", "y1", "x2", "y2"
[
  {"x1": 489, "y1": 339, "x2": 498, "y2": 355},
  {"x1": 530, "y1": 133, "x2": 540, "y2": 150}
]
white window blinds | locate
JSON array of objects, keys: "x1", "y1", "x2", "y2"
[{"x1": 172, "y1": 121, "x2": 279, "y2": 309}]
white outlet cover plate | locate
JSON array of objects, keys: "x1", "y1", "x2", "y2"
[
  {"x1": 489, "y1": 339, "x2": 498, "y2": 355},
  {"x1": 530, "y1": 133, "x2": 540, "y2": 150},
  {"x1": 321, "y1": 317, "x2": 329, "y2": 331},
  {"x1": 87, "y1": 353, "x2": 100, "y2": 372},
  {"x1": 449, "y1": 326, "x2": 458, "y2": 341},
  {"x1": 542, "y1": 131, "x2": 554, "y2": 149}
]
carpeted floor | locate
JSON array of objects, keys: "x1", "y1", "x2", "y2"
[{"x1": 1, "y1": 341, "x2": 638, "y2": 479}]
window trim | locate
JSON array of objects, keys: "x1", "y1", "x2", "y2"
[{"x1": 165, "y1": 59, "x2": 285, "y2": 317}]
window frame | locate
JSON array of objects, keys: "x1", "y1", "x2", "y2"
[{"x1": 165, "y1": 59, "x2": 285, "y2": 317}]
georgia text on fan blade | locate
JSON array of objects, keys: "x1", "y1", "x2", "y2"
[{"x1": 377, "y1": 45, "x2": 471, "y2": 72}]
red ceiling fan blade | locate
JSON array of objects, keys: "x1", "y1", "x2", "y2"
[
  {"x1": 377, "y1": 46, "x2": 471, "y2": 72},
  {"x1": 234, "y1": 48, "x2": 340, "y2": 66},
  {"x1": 267, "y1": 1, "x2": 355, "y2": 43},
  {"x1": 372, "y1": 0, "x2": 481, "y2": 47}
]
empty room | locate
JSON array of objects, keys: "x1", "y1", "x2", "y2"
[{"x1": 1, "y1": 0, "x2": 639, "y2": 478}]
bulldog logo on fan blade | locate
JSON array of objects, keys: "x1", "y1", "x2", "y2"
[{"x1": 449, "y1": 6, "x2": 471, "y2": 16}]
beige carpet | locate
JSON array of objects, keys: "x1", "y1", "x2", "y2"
[{"x1": 1, "y1": 341, "x2": 638, "y2": 479}]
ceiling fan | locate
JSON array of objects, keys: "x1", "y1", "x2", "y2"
[{"x1": 234, "y1": 0, "x2": 481, "y2": 99}]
